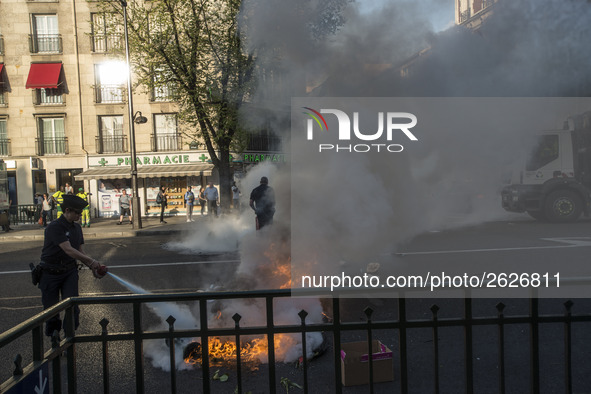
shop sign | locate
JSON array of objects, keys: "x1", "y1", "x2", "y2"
[
  {"x1": 89, "y1": 152, "x2": 211, "y2": 167},
  {"x1": 242, "y1": 153, "x2": 286, "y2": 163}
]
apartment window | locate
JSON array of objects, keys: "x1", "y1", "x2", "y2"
[
  {"x1": 37, "y1": 117, "x2": 67, "y2": 155},
  {"x1": 35, "y1": 88, "x2": 63, "y2": 105},
  {"x1": 151, "y1": 66, "x2": 177, "y2": 102},
  {"x1": 153, "y1": 114, "x2": 180, "y2": 152},
  {"x1": 91, "y1": 13, "x2": 123, "y2": 53},
  {"x1": 98, "y1": 115, "x2": 127, "y2": 153},
  {"x1": 0, "y1": 64, "x2": 5, "y2": 105},
  {"x1": 94, "y1": 62, "x2": 126, "y2": 103},
  {"x1": 30, "y1": 15, "x2": 61, "y2": 53},
  {"x1": 0, "y1": 118, "x2": 9, "y2": 156}
]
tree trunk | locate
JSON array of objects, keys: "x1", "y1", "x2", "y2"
[{"x1": 218, "y1": 149, "x2": 233, "y2": 210}]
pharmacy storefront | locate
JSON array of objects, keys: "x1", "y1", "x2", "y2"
[{"x1": 76, "y1": 152, "x2": 214, "y2": 218}]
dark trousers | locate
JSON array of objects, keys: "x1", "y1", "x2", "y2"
[
  {"x1": 42, "y1": 210, "x2": 52, "y2": 226},
  {"x1": 39, "y1": 268, "x2": 80, "y2": 336},
  {"x1": 160, "y1": 204, "x2": 166, "y2": 222},
  {"x1": 207, "y1": 200, "x2": 218, "y2": 217},
  {"x1": 200, "y1": 201, "x2": 206, "y2": 214}
]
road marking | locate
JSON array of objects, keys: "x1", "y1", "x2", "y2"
[
  {"x1": 397, "y1": 237, "x2": 591, "y2": 256},
  {"x1": 0, "y1": 306, "x2": 42, "y2": 311},
  {"x1": 0, "y1": 260, "x2": 241, "y2": 275}
]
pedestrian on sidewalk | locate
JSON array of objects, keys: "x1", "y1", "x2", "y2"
[
  {"x1": 52, "y1": 188, "x2": 65, "y2": 219},
  {"x1": 198, "y1": 187, "x2": 206, "y2": 215},
  {"x1": 117, "y1": 189, "x2": 132, "y2": 225},
  {"x1": 42, "y1": 193, "x2": 53, "y2": 227},
  {"x1": 157, "y1": 186, "x2": 168, "y2": 223},
  {"x1": 35, "y1": 193, "x2": 43, "y2": 222},
  {"x1": 232, "y1": 182, "x2": 241, "y2": 214},
  {"x1": 38, "y1": 194, "x2": 107, "y2": 337},
  {"x1": 76, "y1": 188, "x2": 91, "y2": 227},
  {"x1": 204, "y1": 182, "x2": 219, "y2": 218},
  {"x1": 185, "y1": 186, "x2": 195, "y2": 222}
]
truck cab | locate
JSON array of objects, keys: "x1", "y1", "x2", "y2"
[{"x1": 502, "y1": 112, "x2": 591, "y2": 222}]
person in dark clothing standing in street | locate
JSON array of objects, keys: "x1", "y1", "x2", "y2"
[
  {"x1": 249, "y1": 176, "x2": 276, "y2": 230},
  {"x1": 39, "y1": 194, "x2": 107, "y2": 337},
  {"x1": 157, "y1": 186, "x2": 168, "y2": 223}
]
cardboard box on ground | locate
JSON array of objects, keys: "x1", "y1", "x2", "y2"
[{"x1": 340, "y1": 340, "x2": 394, "y2": 386}]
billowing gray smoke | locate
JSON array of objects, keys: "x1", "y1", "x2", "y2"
[{"x1": 238, "y1": 0, "x2": 591, "y2": 275}]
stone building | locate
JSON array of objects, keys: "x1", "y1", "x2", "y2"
[{"x1": 0, "y1": 0, "x2": 281, "y2": 218}]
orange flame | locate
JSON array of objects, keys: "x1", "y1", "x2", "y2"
[{"x1": 184, "y1": 334, "x2": 302, "y2": 366}]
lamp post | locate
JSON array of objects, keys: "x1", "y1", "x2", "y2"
[{"x1": 120, "y1": 0, "x2": 142, "y2": 229}]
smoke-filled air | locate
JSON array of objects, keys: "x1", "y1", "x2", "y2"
[{"x1": 136, "y1": 0, "x2": 591, "y2": 370}]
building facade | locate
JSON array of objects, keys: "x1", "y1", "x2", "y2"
[{"x1": 0, "y1": 0, "x2": 283, "y2": 218}]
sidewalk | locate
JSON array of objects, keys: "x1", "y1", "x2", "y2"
[{"x1": 0, "y1": 214, "x2": 202, "y2": 243}]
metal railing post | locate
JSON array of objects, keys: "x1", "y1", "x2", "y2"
[
  {"x1": 100, "y1": 318, "x2": 110, "y2": 394},
  {"x1": 233, "y1": 313, "x2": 243, "y2": 394},
  {"x1": 166, "y1": 315, "x2": 177, "y2": 394},
  {"x1": 298, "y1": 310, "x2": 309, "y2": 394}
]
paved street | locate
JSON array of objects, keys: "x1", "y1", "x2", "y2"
[{"x1": 1, "y1": 215, "x2": 591, "y2": 392}]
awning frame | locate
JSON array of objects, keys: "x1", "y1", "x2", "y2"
[{"x1": 75, "y1": 164, "x2": 214, "y2": 180}]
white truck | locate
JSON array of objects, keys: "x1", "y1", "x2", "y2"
[{"x1": 501, "y1": 111, "x2": 591, "y2": 222}]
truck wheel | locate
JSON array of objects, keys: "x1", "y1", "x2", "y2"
[
  {"x1": 527, "y1": 210, "x2": 547, "y2": 221},
  {"x1": 544, "y1": 190, "x2": 582, "y2": 222}
]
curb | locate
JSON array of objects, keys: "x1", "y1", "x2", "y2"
[{"x1": 0, "y1": 228, "x2": 180, "y2": 243}]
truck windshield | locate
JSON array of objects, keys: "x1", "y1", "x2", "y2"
[{"x1": 525, "y1": 134, "x2": 559, "y2": 171}]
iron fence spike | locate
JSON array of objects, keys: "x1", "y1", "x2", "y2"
[
  {"x1": 166, "y1": 315, "x2": 177, "y2": 326},
  {"x1": 298, "y1": 310, "x2": 308, "y2": 321},
  {"x1": 13, "y1": 354, "x2": 23, "y2": 376}
]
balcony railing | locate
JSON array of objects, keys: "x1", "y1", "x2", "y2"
[
  {"x1": 0, "y1": 91, "x2": 5, "y2": 106},
  {"x1": 94, "y1": 84, "x2": 125, "y2": 104},
  {"x1": 150, "y1": 84, "x2": 177, "y2": 102},
  {"x1": 459, "y1": 9, "x2": 471, "y2": 23},
  {"x1": 0, "y1": 139, "x2": 10, "y2": 156},
  {"x1": 33, "y1": 89, "x2": 64, "y2": 105},
  {"x1": 0, "y1": 36, "x2": 4, "y2": 55},
  {"x1": 95, "y1": 135, "x2": 128, "y2": 154},
  {"x1": 151, "y1": 133, "x2": 181, "y2": 152},
  {"x1": 91, "y1": 33, "x2": 124, "y2": 53},
  {"x1": 35, "y1": 137, "x2": 68, "y2": 155},
  {"x1": 246, "y1": 134, "x2": 282, "y2": 152},
  {"x1": 29, "y1": 34, "x2": 62, "y2": 54}
]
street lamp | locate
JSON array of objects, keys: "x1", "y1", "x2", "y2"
[{"x1": 120, "y1": 0, "x2": 142, "y2": 229}]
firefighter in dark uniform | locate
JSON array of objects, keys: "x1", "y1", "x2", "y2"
[{"x1": 39, "y1": 194, "x2": 107, "y2": 337}]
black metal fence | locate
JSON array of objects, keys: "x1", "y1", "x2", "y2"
[
  {"x1": 1, "y1": 289, "x2": 591, "y2": 393},
  {"x1": 3, "y1": 204, "x2": 39, "y2": 225}
]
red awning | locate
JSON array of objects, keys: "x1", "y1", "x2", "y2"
[{"x1": 26, "y1": 63, "x2": 62, "y2": 89}]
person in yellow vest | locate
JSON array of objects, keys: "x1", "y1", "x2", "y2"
[
  {"x1": 76, "y1": 188, "x2": 90, "y2": 227},
  {"x1": 52, "y1": 188, "x2": 65, "y2": 218}
]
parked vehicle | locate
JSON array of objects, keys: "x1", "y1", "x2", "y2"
[{"x1": 501, "y1": 111, "x2": 591, "y2": 222}]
